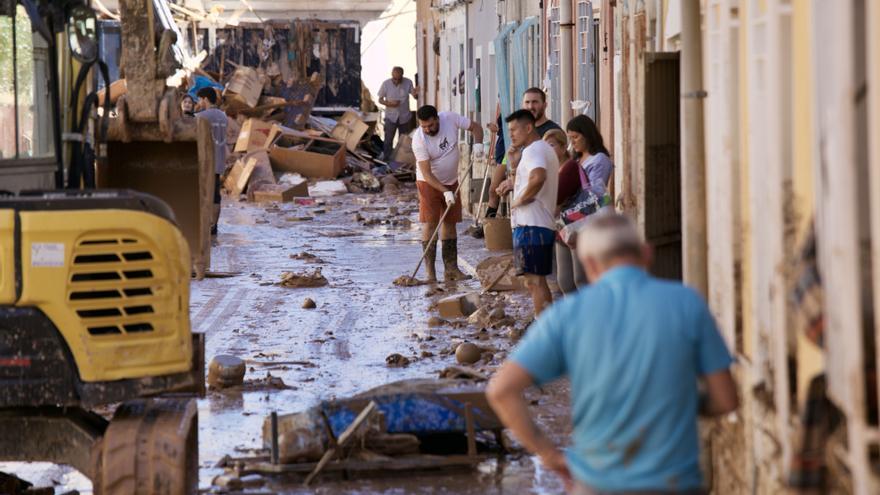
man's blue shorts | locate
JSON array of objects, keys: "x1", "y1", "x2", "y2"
[{"x1": 513, "y1": 226, "x2": 555, "y2": 276}]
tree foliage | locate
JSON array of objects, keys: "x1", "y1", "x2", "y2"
[{"x1": 0, "y1": 7, "x2": 35, "y2": 103}]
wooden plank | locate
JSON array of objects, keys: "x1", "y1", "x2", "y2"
[
  {"x1": 243, "y1": 454, "x2": 489, "y2": 474},
  {"x1": 464, "y1": 402, "x2": 477, "y2": 457},
  {"x1": 303, "y1": 401, "x2": 377, "y2": 486}
]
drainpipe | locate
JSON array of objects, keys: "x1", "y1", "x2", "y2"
[
  {"x1": 560, "y1": 0, "x2": 573, "y2": 123},
  {"x1": 680, "y1": 0, "x2": 708, "y2": 295}
]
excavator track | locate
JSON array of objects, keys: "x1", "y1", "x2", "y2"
[{"x1": 100, "y1": 399, "x2": 198, "y2": 495}]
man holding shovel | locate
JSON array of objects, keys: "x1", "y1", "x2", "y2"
[{"x1": 412, "y1": 105, "x2": 484, "y2": 282}]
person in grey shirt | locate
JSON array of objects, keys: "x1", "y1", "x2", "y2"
[
  {"x1": 378, "y1": 66, "x2": 418, "y2": 161},
  {"x1": 195, "y1": 87, "x2": 228, "y2": 236}
]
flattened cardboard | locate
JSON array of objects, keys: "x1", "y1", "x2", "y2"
[
  {"x1": 234, "y1": 119, "x2": 275, "y2": 153},
  {"x1": 331, "y1": 110, "x2": 370, "y2": 152},
  {"x1": 223, "y1": 155, "x2": 258, "y2": 197},
  {"x1": 252, "y1": 182, "x2": 309, "y2": 202}
]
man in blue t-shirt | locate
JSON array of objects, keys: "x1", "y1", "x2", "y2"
[{"x1": 487, "y1": 213, "x2": 738, "y2": 494}]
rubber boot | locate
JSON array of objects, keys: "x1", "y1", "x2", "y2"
[
  {"x1": 442, "y1": 238, "x2": 470, "y2": 282},
  {"x1": 422, "y1": 240, "x2": 438, "y2": 282}
]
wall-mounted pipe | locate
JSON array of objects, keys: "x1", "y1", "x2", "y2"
[
  {"x1": 680, "y1": 0, "x2": 708, "y2": 296},
  {"x1": 559, "y1": 0, "x2": 573, "y2": 123}
]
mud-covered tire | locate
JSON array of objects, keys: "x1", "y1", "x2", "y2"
[{"x1": 99, "y1": 398, "x2": 198, "y2": 495}]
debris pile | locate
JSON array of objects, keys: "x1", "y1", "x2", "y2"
[
  {"x1": 277, "y1": 269, "x2": 328, "y2": 288},
  {"x1": 209, "y1": 65, "x2": 416, "y2": 205}
]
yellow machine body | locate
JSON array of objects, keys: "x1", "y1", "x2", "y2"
[{"x1": 1, "y1": 208, "x2": 193, "y2": 382}]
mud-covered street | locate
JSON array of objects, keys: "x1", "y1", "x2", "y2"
[{"x1": 194, "y1": 187, "x2": 571, "y2": 493}]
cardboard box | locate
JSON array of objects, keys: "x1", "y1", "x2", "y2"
[
  {"x1": 269, "y1": 144, "x2": 346, "y2": 179},
  {"x1": 224, "y1": 67, "x2": 261, "y2": 110},
  {"x1": 223, "y1": 155, "x2": 259, "y2": 197},
  {"x1": 483, "y1": 217, "x2": 513, "y2": 251},
  {"x1": 252, "y1": 182, "x2": 308, "y2": 203},
  {"x1": 437, "y1": 293, "x2": 480, "y2": 319},
  {"x1": 331, "y1": 110, "x2": 370, "y2": 152},
  {"x1": 264, "y1": 124, "x2": 347, "y2": 179},
  {"x1": 234, "y1": 119, "x2": 275, "y2": 153}
]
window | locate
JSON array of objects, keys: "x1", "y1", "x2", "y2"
[
  {"x1": 0, "y1": 5, "x2": 52, "y2": 160},
  {"x1": 548, "y1": 4, "x2": 561, "y2": 122}
]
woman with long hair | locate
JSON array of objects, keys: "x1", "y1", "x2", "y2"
[
  {"x1": 566, "y1": 115, "x2": 612, "y2": 197},
  {"x1": 547, "y1": 128, "x2": 586, "y2": 294},
  {"x1": 553, "y1": 115, "x2": 614, "y2": 294}
]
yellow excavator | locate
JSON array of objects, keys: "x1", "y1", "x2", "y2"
[{"x1": 1, "y1": 0, "x2": 205, "y2": 492}]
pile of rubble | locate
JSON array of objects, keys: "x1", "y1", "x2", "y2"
[{"x1": 216, "y1": 65, "x2": 416, "y2": 205}]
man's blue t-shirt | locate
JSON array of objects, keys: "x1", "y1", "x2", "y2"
[{"x1": 510, "y1": 266, "x2": 733, "y2": 492}]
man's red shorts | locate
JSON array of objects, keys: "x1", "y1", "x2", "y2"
[{"x1": 417, "y1": 181, "x2": 462, "y2": 224}]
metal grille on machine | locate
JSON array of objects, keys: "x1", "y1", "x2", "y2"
[{"x1": 67, "y1": 236, "x2": 161, "y2": 336}]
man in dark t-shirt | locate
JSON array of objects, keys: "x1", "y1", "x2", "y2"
[{"x1": 483, "y1": 88, "x2": 560, "y2": 223}]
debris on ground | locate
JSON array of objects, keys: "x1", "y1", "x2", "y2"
[
  {"x1": 427, "y1": 316, "x2": 447, "y2": 327},
  {"x1": 455, "y1": 343, "x2": 482, "y2": 365},
  {"x1": 385, "y1": 353, "x2": 412, "y2": 368},
  {"x1": 424, "y1": 285, "x2": 446, "y2": 297},
  {"x1": 243, "y1": 372, "x2": 292, "y2": 391},
  {"x1": 350, "y1": 171, "x2": 382, "y2": 193},
  {"x1": 437, "y1": 293, "x2": 481, "y2": 318},
  {"x1": 475, "y1": 254, "x2": 524, "y2": 291},
  {"x1": 252, "y1": 182, "x2": 309, "y2": 203},
  {"x1": 277, "y1": 269, "x2": 328, "y2": 288},
  {"x1": 228, "y1": 379, "x2": 503, "y2": 480},
  {"x1": 309, "y1": 180, "x2": 349, "y2": 197},
  {"x1": 381, "y1": 174, "x2": 401, "y2": 193},
  {"x1": 439, "y1": 365, "x2": 489, "y2": 381},
  {"x1": 208, "y1": 355, "x2": 247, "y2": 389},
  {"x1": 392, "y1": 275, "x2": 427, "y2": 287},
  {"x1": 204, "y1": 271, "x2": 242, "y2": 278},
  {"x1": 290, "y1": 251, "x2": 324, "y2": 263},
  {"x1": 468, "y1": 305, "x2": 513, "y2": 328},
  {"x1": 302, "y1": 298, "x2": 317, "y2": 309}
]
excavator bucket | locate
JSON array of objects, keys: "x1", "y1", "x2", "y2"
[
  {"x1": 100, "y1": 117, "x2": 214, "y2": 278},
  {"x1": 99, "y1": 0, "x2": 215, "y2": 278}
]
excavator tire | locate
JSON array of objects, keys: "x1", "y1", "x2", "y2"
[{"x1": 99, "y1": 398, "x2": 198, "y2": 495}]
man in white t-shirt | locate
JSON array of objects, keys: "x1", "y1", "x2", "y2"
[
  {"x1": 496, "y1": 109, "x2": 559, "y2": 314},
  {"x1": 412, "y1": 105, "x2": 484, "y2": 282}
]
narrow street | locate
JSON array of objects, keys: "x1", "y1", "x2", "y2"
[{"x1": 193, "y1": 187, "x2": 571, "y2": 493}]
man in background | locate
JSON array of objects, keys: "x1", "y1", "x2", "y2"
[
  {"x1": 195, "y1": 87, "x2": 228, "y2": 236},
  {"x1": 378, "y1": 66, "x2": 419, "y2": 162}
]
